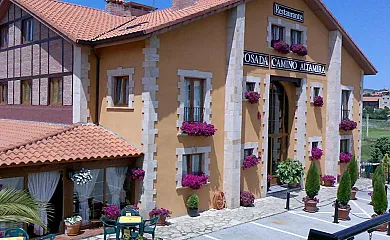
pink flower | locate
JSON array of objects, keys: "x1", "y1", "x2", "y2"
[
  {"x1": 245, "y1": 91, "x2": 260, "y2": 104},
  {"x1": 340, "y1": 152, "x2": 352, "y2": 163},
  {"x1": 130, "y1": 168, "x2": 145, "y2": 180},
  {"x1": 290, "y1": 44, "x2": 308, "y2": 56},
  {"x1": 242, "y1": 155, "x2": 260, "y2": 169},
  {"x1": 182, "y1": 172, "x2": 209, "y2": 190},
  {"x1": 310, "y1": 147, "x2": 323, "y2": 161},
  {"x1": 181, "y1": 122, "x2": 216, "y2": 137},
  {"x1": 240, "y1": 191, "x2": 255, "y2": 206},
  {"x1": 313, "y1": 96, "x2": 324, "y2": 107},
  {"x1": 320, "y1": 175, "x2": 336, "y2": 186},
  {"x1": 339, "y1": 119, "x2": 357, "y2": 131},
  {"x1": 272, "y1": 41, "x2": 290, "y2": 54},
  {"x1": 267, "y1": 174, "x2": 272, "y2": 181},
  {"x1": 149, "y1": 208, "x2": 172, "y2": 218},
  {"x1": 103, "y1": 205, "x2": 120, "y2": 220}
]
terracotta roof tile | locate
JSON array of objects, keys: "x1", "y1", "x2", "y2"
[
  {"x1": 363, "y1": 97, "x2": 380, "y2": 102},
  {"x1": 0, "y1": 120, "x2": 141, "y2": 167}
]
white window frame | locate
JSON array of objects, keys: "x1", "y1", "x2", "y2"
[
  {"x1": 175, "y1": 146, "x2": 211, "y2": 189},
  {"x1": 107, "y1": 67, "x2": 135, "y2": 109},
  {"x1": 177, "y1": 69, "x2": 212, "y2": 131},
  {"x1": 241, "y1": 142, "x2": 259, "y2": 165},
  {"x1": 340, "y1": 134, "x2": 353, "y2": 153},
  {"x1": 310, "y1": 82, "x2": 324, "y2": 103},
  {"x1": 308, "y1": 136, "x2": 323, "y2": 157},
  {"x1": 242, "y1": 76, "x2": 261, "y2": 101},
  {"x1": 341, "y1": 85, "x2": 354, "y2": 120},
  {"x1": 267, "y1": 17, "x2": 307, "y2": 49}
]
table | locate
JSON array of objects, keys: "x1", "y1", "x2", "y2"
[
  {"x1": 0, "y1": 237, "x2": 24, "y2": 240},
  {"x1": 117, "y1": 216, "x2": 143, "y2": 239}
]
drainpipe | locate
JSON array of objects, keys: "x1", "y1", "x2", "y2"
[{"x1": 92, "y1": 48, "x2": 100, "y2": 125}]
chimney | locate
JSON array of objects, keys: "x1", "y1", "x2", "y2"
[
  {"x1": 106, "y1": 0, "x2": 156, "y2": 17},
  {"x1": 172, "y1": 0, "x2": 195, "y2": 11}
]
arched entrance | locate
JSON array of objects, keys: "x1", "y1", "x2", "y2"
[{"x1": 268, "y1": 81, "x2": 289, "y2": 180}]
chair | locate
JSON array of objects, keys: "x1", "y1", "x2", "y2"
[
  {"x1": 100, "y1": 216, "x2": 118, "y2": 240},
  {"x1": 4, "y1": 228, "x2": 29, "y2": 240},
  {"x1": 142, "y1": 217, "x2": 159, "y2": 240},
  {"x1": 121, "y1": 208, "x2": 140, "y2": 216},
  {"x1": 38, "y1": 234, "x2": 56, "y2": 240}
]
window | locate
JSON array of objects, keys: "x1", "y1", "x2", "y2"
[
  {"x1": 271, "y1": 25, "x2": 284, "y2": 42},
  {"x1": 246, "y1": 82, "x2": 255, "y2": 92},
  {"x1": 0, "y1": 25, "x2": 8, "y2": 49},
  {"x1": 341, "y1": 90, "x2": 350, "y2": 120},
  {"x1": 244, "y1": 149, "x2": 254, "y2": 158},
  {"x1": 21, "y1": 80, "x2": 32, "y2": 105},
  {"x1": 340, "y1": 139, "x2": 349, "y2": 153},
  {"x1": 312, "y1": 142, "x2": 319, "y2": 149},
  {"x1": 22, "y1": 18, "x2": 33, "y2": 43},
  {"x1": 50, "y1": 78, "x2": 63, "y2": 105},
  {"x1": 291, "y1": 30, "x2": 302, "y2": 45},
  {"x1": 0, "y1": 82, "x2": 7, "y2": 104},
  {"x1": 314, "y1": 87, "x2": 320, "y2": 98},
  {"x1": 114, "y1": 76, "x2": 129, "y2": 106},
  {"x1": 183, "y1": 154, "x2": 203, "y2": 175},
  {"x1": 184, "y1": 78, "x2": 204, "y2": 122}
]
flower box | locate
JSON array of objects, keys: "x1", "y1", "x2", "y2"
[
  {"x1": 181, "y1": 122, "x2": 216, "y2": 137},
  {"x1": 313, "y1": 96, "x2": 324, "y2": 107},
  {"x1": 272, "y1": 40, "x2": 290, "y2": 54},
  {"x1": 310, "y1": 147, "x2": 323, "y2": 161},
  {"x1": 130, "y1": 168, "x2": 145, "y2": 180},
  {"x1": 240, "y1": 191, "x2": 255, "y2": 207},
  {"x1": 340, "y1": 152, "x2": 352, "y2": 163},
  {"x1": 339, "y1": 119, "x2": 357, "y2": 131},
  {"x1": 320, "y1": 175, "x2": 336, "y2": 187},
  {"x1": 149, "y1": 208, "x2": 172, "y2": 226},
  {"x1": 244, "y1": 91, "x2": 260, "y2": 104},
  {"x1": 182, "y1": 172, "x2": 209, "y2": 190},
  {"x1": 242, "y1": 155, "x2": 260, "y2": 169},
  {"x1": 291, "y1": 44, "x2": 308, "y2": 56}
]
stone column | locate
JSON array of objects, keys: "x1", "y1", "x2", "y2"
[
  {"x1": 223, "y1": 3, "x2": 245, "y2": 209},
  {"x1": 357, "y1": 70, "x2": 364, "y2": 167},
  {"x1": 325, "y1": 30, "x2": 342, "y2": 177},
  {"x1": 261, "y1": 75, "x2": 271, "y2": 197},
  {"x1": 72, "y1": 46, "x2": 90, "y2": 123}
]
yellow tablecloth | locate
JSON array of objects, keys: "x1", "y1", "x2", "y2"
[
  {"x1": 1, "y1": 237, "x2": 24, "y2": 240},
  {"x1": 118, "y1": 216, "x2": 142, "y2": 224}
]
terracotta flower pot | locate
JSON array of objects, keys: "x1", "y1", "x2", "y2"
[
  {"x1": 304, "y1": 200, "x2": 318, "y2": 213},
  {"x1": 65, "y1": 221, "x2": 81, "y2": 236},
  {"x1": 188, "y1": 208, "x2": 199, "y2": 217},
  {"x1": 323, "y1": 180, "x2": 334, "y2": 187},
  {"x1": 157, "y1": 215, "x2": 167, "y2": 226},
  {"x1": 351, "y1": 189, "x2": 358, "y2": 200},
  {"x1": 288, "y1": 182, "x2": 298, "y2": 188},
  {"x1": 338, "y1": 207, "x2": 350, "y2": 221}
]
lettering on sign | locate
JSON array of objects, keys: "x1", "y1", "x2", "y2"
[
  {"x1": 273, "y1": 3, "x2": 304, "y2": 23},
  {"x1": 243, "y1": 51, "x2": 269, "y2": 68},
  {"x1": 270, "y1": 56, "x2": 326, "y2": 76}
]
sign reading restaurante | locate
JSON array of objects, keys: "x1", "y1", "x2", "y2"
[
  {"x1": 243, "y1": 51, "x2": 327, "y2": 76},
  {"x1": 273, "y1": 2, "x2": 304, "y2": 23}
]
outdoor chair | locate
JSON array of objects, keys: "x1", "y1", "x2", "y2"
[
  {"x1": 100, "y1": 216, "x2": 118, "y2": 240},
  {"x1": 121, "y1": 208, "x2": 140, "y2": 216},
  {"x1": 142, "y1": 217, "x2": 159, "y2": 240},
  {"x1": 4, "y1": 228, "x2": 29, "y2": 240},
  {"x1": 38, "y1": 234, "x2": 56, "y2": 240}
]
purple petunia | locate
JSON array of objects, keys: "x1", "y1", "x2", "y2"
[
  {"x1": 243, "y1": 155, "x2": 260, "y2": 169},
  {"x1": 272, "y1": 41, "x2": 290, "y2": 54},
  {"x1": 320, "y1": 175, "x2": 336, "y2": 186},
  {"x1": 240, "y1": 191, "x2": 255, "y2": 206},
  {"x1": 340, "y1": 152, "x2": 352, "y2": 163},
  {"x1": 245, "y1": 91, "x2": 260, "y2": 104},
  {"x1": 149, "y1": 208, "x2": 172, "y2": 218},
  {"x1": 181, "y1": 122, "x2": 216, "y2": 137},
  {"x1": 313, "y1": 96, "x2": 324, "y2": 107},
  {"x1": 290, "y1": 44, "x2": 308, "y2": 56},
  {"x1": 339, "y1": 119, "x2": 357, "y2": 131},
  {"x1": 182, "y1": 172, "x2": 209, "y2": 190},
  {"x1": 103, "y1": 205, "x2": 120, "y2": 220},
  {"x1": 310, "y1": 147, "x2": 323, "y2": 161},
  {"x1": 130, "y1": 168, "x2": 145, "y2": 180}
]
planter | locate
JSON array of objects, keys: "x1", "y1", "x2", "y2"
[
  {"x1": 304, "y1": 200, "x2": 318, "y2": 213},
  {"x1": 65, "y1": 222, "x2": 81, "y2": 236},
  {"x1": 188, "y1": 208, "x2": 199, "y2": 217},
  {"x1": 351, "y1": 189, "x2": 358, "y2": 200},
  {"x1": 157, "y1": 215, "x2": 167, "y2": 226},
  {"x1": 338, "y1": 207, "x2": 350, "y2": 221},
  {"x1": 288, "y1": 182, "x2": 298, "y2": 188},
  {"x1": 323, "y1": 180, "x2": 334, "y2": 187}
]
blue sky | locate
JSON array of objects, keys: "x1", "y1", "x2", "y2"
[{"x1": 64, "y1": 0, "x2": 387, "y2": 89}]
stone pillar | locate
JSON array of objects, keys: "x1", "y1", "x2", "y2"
[
  {"x1": 223, "y1": 3, "x2": 245, "y2": 209},
  {"x1": 325, "y1": 30, "x2": 342, "y2": 177},
  {"x1": 261, "y1": 75, "x2": 271, "y2": 197},
  {"x1": 357, "y1": 70, "x2": 364, "y2": 167},
  {"x1": 72, "y1": 46, "x2": 90, "y2": 123},
  {"x1": 140, "y1": 36, "x2": 159, "y2": 217}
]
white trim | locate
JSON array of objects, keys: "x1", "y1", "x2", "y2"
[
  {"x1": 175, "y1": 146, "x2": 212, "y2": 188},
  {"x1": 340, "y1": 134, "x2": 353, "y2": 153},
  {"x1": 243, "y1": 76, "x2": 261, "y2": 100},
  {"x1": 261, "y1": 74, "x2": 271, "y2": 197},
  {"x1": 267, "y1": 16, "x2": 308, "y2": 49},
  {"x1": 241, "y1": 142, "x2": 259, "y2": 165},
  {"x1": 177, "y1": 69, "x2": 213, "y2": 130},
  {"x1": 310, "y1": 82, "x2": 324, "y2": 103},
  {"x1": 107, "y1": 67, "x2": 135, "y2": 109}
]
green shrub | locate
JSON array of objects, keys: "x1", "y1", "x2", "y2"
[
  {"x1": 370, "y1": 137, "x2": 390, "y2": 162},
  {"x1": 275, "y1": 158, "x2": 304, "y2": 184},
  {"x1": 187, "y1": 194, "x2": 199, "y2": 209},
  {"x1": 337, "y1": 171, "x2": 351, "y2": 206},
  {"x1": 383, "y1": 154, "x2": 390, "y2": 177},
  {"x1": 305, "y1": 162, "x2": 320, "y2": 199},
  {"x1": 372, "y1": 167, "x2": 388, "y2": 215},
  {"x1": 347, "y1": 156, "x2": 359, "y2": 188},
  {"x1": 372, "y1": 162, "x2": 386, "y2": 188}
]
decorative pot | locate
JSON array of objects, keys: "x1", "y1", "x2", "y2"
[
  {"x1": 188, "y1": 208, "x2": 198, "y2": 217},
  {"x1": 65, "y1": 222, "x2": 81, "y2": 236},
  {"x1": 157, "y1": 215, "x2": 167, "y2": 226},
  {"x1": 304, "y1": 200, "x2": 318, "y2": 213},
  {"x1": 351, "y1": 190, "x2": 358, "y2": 200},
  {"x1": 288, "y1": 182, "x2": 298, "y2": 188},
  {"x1": 338, "y1": 208, "x2": 350, "y2": 221},
  {"x1": 323, "y1": 180, "x2": 334, "y2": 187}
]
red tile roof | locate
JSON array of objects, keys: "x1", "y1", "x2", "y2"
[
  {"x1": 0, "y1": 120, "x2": 141, "y2": 167},
  {"x1": 363, "y1": 97, "x2": 380, "y2": 102}
]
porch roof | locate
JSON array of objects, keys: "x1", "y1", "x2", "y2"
[{"x1": 0, "y1": 120, "x2": 141, "y2": 167}]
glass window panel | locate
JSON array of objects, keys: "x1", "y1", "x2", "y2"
[
  {"x1": 246, "y1": 82, "x2": 255, "y2": 92},
  {"x1": 244, "y1": 149, "x2": 254, "y2": 158},
  {"x1": 314, "y1": 87, "x2": 320, "y2": 97},
  {"x1": 106, "y1": 166, "x2": 128, "y2": 209},
  {"x1": 272, "y1": 25, "x2": 284, "y2": 41},
  {"x1": 312, "y1": 142, "x2": 319, "y2": 149},
  {"x1": 182, "y1": 155, "x2": 189, "y2": 176},
  {"x1": 124, "y1": 78, "x2": 129, "y2": 105},
  {"x1": 192, "y1": 154, "x2": 201, "y2": 173}
]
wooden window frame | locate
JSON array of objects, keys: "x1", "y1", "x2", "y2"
[
  {"x1": 291, "y1": 29, "x2": 302, "y2": 45},
  {"x1": 22, "y1": 18, "x2": 34, "y2": 44},
  {"x1": 21, "y1": 80, "x2": 32, "y2": 105},
  {"x1": 113, "y1": 76, "x2": 129, "y2": 107},
  {"x1": 271, "y1": 25, "x2": 284, "y2": 42},
  {"x1": 49, "y1": 78, "x2": 63, "y2": 106},
  {"x1": 184, "y1": 78, "x2": 204, "y2": 122},
  {"x1": 0, "y1": 82, "x2": 7, "y2": 104},
  {"x1": 184, "y1": 154, "x2": 203, "y2": 174},
  {"x1": 0, "y1": 24, "x2": 8, "y2": 49}
]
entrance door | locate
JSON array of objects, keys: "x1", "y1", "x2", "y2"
[{"x1": 268, "y1": 81, "x2": 289, "y2": 181}]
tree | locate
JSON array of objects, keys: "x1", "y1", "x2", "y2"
[
  {"x1": 0, "y1": 188, "x2": 46, "y2": 227},
  {"x1": 347, "y1": 156, "x2": 359, "y2": 188},
  {"x1": 372, "y1": 166, "x2": 388, "y2": 215},
  {"x1": 370, "y1": 137, "x2": 390, "y2": 162},
  {"x1": 337, "y1": 171, "x2": 351, "y2": 206},
  {"x1": 383, "y1": 154, "x2": 390, "y2": 179},
  {"x1": 372, "y1": 162, "x2": 386, "y2": 188},
  {"x1": 305, "y1": 162, "x2": 320, "y2": 199}
]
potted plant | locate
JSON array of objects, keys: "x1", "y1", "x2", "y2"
[
  {"x1": 130, "y1": 168, "x2": 145, "y2": 180},
  {"x1": 303, "y1": 162, "x2": 320, "y2": 213},
  {"x1": 275, "y1": 158, "x2": 304, "y2": 188},
  {"x1": 182, "y1": 172, "x2": 209, "y2": 190},
  {"x1": 348, "y1": 156, "x2": 359, "y2": 200},
  {"x1": 290, "y1": 44, "x2": 308, "y2": 56},
  {"x1": 339, "y1": 119, "x2": 357, "y2": 131},
  {"x1": 187, "y1": 194, "x2": 199, "y2": 217},
  {"x1": 336, "y1": 172, "x2": 351, "y2": 220},
  {"x1": 242, "y1": 155, "x2": 260, "y2": 169},
  {"x1": 272, "y1": 41, "x2": 290, "y2": 54},
  {"x1": 267, "y1": 175, "x2": 272, "y2": 191},
  {"x1": 313, "y1": 96, "x2": 324, "y2": 107},
  {"x1": 310, "y1": 147, "x2": 323, "y2": 161},
  {"x1": 372, "y1": 163, "x2": 388, "y2": 231},
  {"x1": 64, "y1": 216, "x2": 82, "y2": 236},
  {"x1": 103, "y1": 205, "x2": 120, "y2": 220},
  {"x1": 245, "y1": 91, "x2": 260, "y2": 104},
  {"x1": 180, "y1": 122, "x2": 216, "y2": 137},
  {"x1": 339, "y1": 152, "x2": 352, "y2": 164},
  {"x1": 149, "y1": 208, "x2": 172, "y2": 226},
  {"x1": 240, "y1": 191, "x2": 255, "y2": 207},
  {"x1": 320, "y1": 175, "x2": 336, "y2": 187}
]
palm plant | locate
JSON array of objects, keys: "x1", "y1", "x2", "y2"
[{"x1": 0, "y1": 188, "x2": 47, "y2": 228}]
